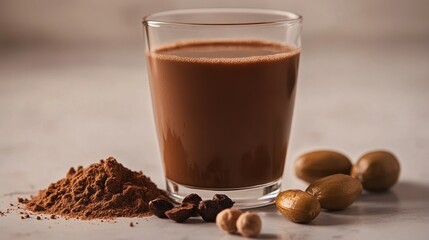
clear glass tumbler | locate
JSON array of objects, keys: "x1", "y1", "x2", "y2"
[{"x1": 143, "y1": 9, "x2": 302, "y2": 208}]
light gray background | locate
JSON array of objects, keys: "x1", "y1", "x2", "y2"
[{"x1": 1, "y1": 1, "x2": 428, "y2": 239}]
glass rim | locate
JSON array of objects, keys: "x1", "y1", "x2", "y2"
[{"x1": 143, "y1": 8, "x2": 302, "y2": 27}]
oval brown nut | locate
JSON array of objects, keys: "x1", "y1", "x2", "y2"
[
  {"x1": 276, "y1": 190, "x2": 320, "y2": 223},
  {"x1": 351, "y1": 150, "x2": 400, "y2": 192},
  {"x1": 295, "y1": 150, "x2": 352, "y2": 183},
  {"x1": 306, "y1": 174, "x2": 362, "y2": 210}
]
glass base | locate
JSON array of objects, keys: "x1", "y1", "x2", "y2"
[{"x1": 166, "y1": 178, "x2": 281, "y2": 209}]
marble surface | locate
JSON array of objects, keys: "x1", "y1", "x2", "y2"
[{"x1": 1, "y1": 39, "x2": 429, "y2": 239}]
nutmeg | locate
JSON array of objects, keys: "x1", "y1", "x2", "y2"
[
  {"x1": 276, "y1": 189, "x2": 320, "y2": 223},
  {"x1": 351, "y1": 150, "x2": 400, "y2": 192},
  {"x1": 306, "y1": 174, "x2": 363, "y2": 210},
  {"x1": 295, "y1": 150, "x2": 352, "y2": 183}
]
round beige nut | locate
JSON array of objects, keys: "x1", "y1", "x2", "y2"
[
  {"x1": 351, "y1": 150, "x2": 400, "y2": 191},
  {"x1": 295, "y1": 150, "x2": 352, "y2": 183},
  {"x1": 236, "y1": 212, "x2": 261, "y2": 238},
  {"x1": 306, "y1": 174, "x2": 363, "y2": 210},
  {"x1": 216, "y1": 208, "x2": 242, "y2": 234},
  {"x1": 276, "y1": 189, "x2": 320, "y2": 223}
]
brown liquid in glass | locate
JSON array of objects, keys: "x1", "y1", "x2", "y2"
[{"x1": 147, "y1": 40, "x2": 300, "y2": 188}]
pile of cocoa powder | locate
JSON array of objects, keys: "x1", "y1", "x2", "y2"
[{"x1": 20, "y1": 157, "x2": 168, "y2": 219}]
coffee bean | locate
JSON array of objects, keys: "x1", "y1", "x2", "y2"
[
  {"x1": 149, "y1": 198, "x2": 174, "y2": 218},
  {"x1": 213, "y1": 194, "x2": 234, "y2": 209},
  {"x1": 198, "y1": 200, "x2": 222, "y2": 222},
  {"x1": 181, "y1": 193, "x2": 202, "y2": 217},
  {"x1": 165, "y1": 203, "x2": 194, "y2": 223},
  {"x1": 182, "y1": 193, "x2": 202, "y2": 206}
]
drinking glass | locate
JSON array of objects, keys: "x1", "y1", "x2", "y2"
[{"x1": 143, "y1": 8, "x2": 302, "y2": 208}]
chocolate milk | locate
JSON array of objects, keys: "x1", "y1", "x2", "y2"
[{"x1": 147, "y1": 40, "x2": 300, "y2": 188}]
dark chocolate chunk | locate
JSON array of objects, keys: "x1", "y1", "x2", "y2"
[
  {"x1": 198, "y1": 200, "x2": 222, "y2": 222},
  {"x1": 213, "y1": 194, "x2": 235, "y2": 209},
  {"x1": 165, "y1": 203, "x2": 194, "y2": 223},
  {"x1": 149, "y1": 198, "x2": 174, "y2": 218}
]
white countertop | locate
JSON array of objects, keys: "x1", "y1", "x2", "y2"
[{"x1": 1, "y1": 40, "x2": 429, "y2": 239}]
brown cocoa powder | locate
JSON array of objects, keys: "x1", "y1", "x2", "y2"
[{"x1": 24, "y1": 157, "x2": 168, "y2": 219}]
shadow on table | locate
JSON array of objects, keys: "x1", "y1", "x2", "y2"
[
  {"x1": 219, "y1": 233, "x2": 285, "y2": 240},
  {"x1": 386, "y1": 181, "x2": 429, "y2": 202},
  {"x1": 309, "y1": 212, "x2": 359, "y2": 226},
  {"x1": 256, "y1": 205, "x2": 357, "y2": 226},
  {"x1": 185, "y1": 218, "x2": 206, "y2": 224},
  {"x1": 326, "y1": 181, "x2": 429, "y2": 217},
  {"x1": 358, "y1": 181, "x2": 429, "y2": 202},
  {"x1": 256, "y1": 233, "x2": 285, "y2": 240},
  {"x1": 256, "y1": 181, "x2": 429, "y2": 226}
]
